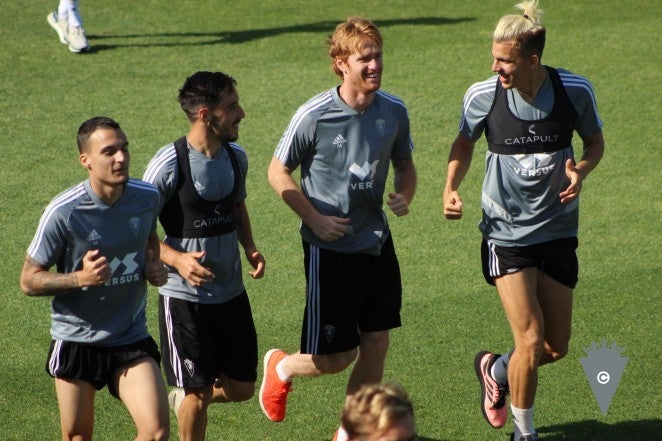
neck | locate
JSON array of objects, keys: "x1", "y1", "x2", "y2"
[
  {"x1": 90, "y1": 180, "x2": 124, "y2": 205},
  {"x1": 338, "y1": 85, "x2": 376, "y2": 112},
  {"x1": 517, "y1": 66, "x2": 547, "y2": 103},
  {"x1": 187, "y1": 123, "x2": 222, "y2": 158}
]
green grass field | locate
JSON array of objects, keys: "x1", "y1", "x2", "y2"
[{"x1": 1, "y1": 1, "x2": 660, "y2": 440}]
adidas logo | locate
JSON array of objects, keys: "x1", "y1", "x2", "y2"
[
  {"x1": 87, "y1": 229, "x2": 102, "y2": 242},
  {"x1": 332, "y1": 134, "x2": 347, "y2": 148}
]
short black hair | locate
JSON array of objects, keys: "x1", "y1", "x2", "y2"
[
  {"x1": 77, "y1": 116, "x2": 121, "y2": 153},
  {"x1": 178, "y1": 71, "x2": 237, "y2": 121}
]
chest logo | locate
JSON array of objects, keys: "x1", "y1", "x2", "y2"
[
  {"x1": 87, "y1": 229, "x2": 102, "y2": 244},
  {"x1": 332, "y1": 134, "x2": 347, "y2": 148},
  {"x1": 349, "y1": 160, "x2": 379, "y2": 180},
  {"x1": 375, "y1": 119, "x2": 385, "y2": 138}
]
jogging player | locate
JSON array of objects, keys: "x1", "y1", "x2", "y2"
[
  {"x1": 143, "y1": 71, "x2": 265, "y2": 441},
  {"x1": 442, "y1": 2, "x2": 604, "y2": 440},
  {"x1": 260, "y1": 17, "x2": 416, "y2": 441},
  {"x1": 20, "y1": 116, "x2": 170, "y2": 441}
]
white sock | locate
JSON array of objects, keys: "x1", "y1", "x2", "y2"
[
  {"x1": 490, "y1": 351, "x2": 512, "y2": 385},
  {"x1": 57, "y1": 1, "x2": 68, "y2": 21},
  {"x1": 275, "y1": 359, "x2": 291, "y2": 382},
  {"x1": 511, "y1": 405, "x2": 535, "y2": 436},
  {"x1": 65, "y1": 0, "x2": 83, "y2": 27}
]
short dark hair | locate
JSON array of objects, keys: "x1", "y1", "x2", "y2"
[
  {"x1": 77, "y1": 116, "x2": 121, "y2": 153},
  {"x1": 178, "y1": 71, "x2": 237, "y2": 121}
]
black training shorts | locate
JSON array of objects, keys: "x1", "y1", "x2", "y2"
[{"x1": 481, "y1": 237, "x2": 579, "y2": 289}]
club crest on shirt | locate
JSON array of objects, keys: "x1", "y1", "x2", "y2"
[
  {"x1": 129, "y1": 217, "x2": 141, "y2": 238},
  {"x1": 375, "y1": 119, "x2": 385, "y2": 138}
]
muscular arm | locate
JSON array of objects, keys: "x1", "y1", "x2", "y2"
[
  {"x1": 158, "y1": 240, "x2": 214, "y2": 288},
  {"x1": 144, "y1": 232, "x2": 168, "y2": 287},
  {"x1": 267, "y1": 156, "x2": 318, "y2": 222},
  {"x1": 560, "y1": 131, "x2": 605, "y2": 203},
  {"x1": 20, "y1": 249, "x2": 111, "y2": 296},
  {"x1": 267, "y1": 156, "x2": 349, "y2": 241},
  {"x1": 235, "y1": 200, "x2": 265, "y2": 279},
  {"x1": 443, "y1": 134, "x2": 476, "y2": 219},
  {"x1": 20, "y1": 256, "x2": 79, "y2": 296},
  {"x1": 387, "y1": 158, "x2": 417, "y2": 216},
  {"x1": 575, "y1": 132, "x2": 605, "y2": 180}
]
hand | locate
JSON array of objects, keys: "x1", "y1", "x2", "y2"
[
  {"x1": 145, "y1": 249, "x2": 168, "y2": 287},
  {"x1": 443, "y1": 190, "x2": 463, "y2": 220},
  {"x1": 386, "y1": 192, "x2": 410, "y2": 217},
  {"x1": 245, "y1": 248, "x2": 266, "y2": 279},
  {"x1": 305, "y1": 212, "x2": 351, "y2": 242},
  {"x1": 559, "y1": 158, "x2": 583, "y2": 204},
  {"x1": 174, "y1": 250, "x2": 215, "y2": 287},
  {"x1": 78, "y1": 249, "x2": 111, "y2": 287}
]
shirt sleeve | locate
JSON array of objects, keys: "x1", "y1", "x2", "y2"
[
  {"x1": 274, "y1": 107, "x2": 318, "y2": 170},
  {"x1": 26, "y1": 205, "x2": 68, "y2": 268},
  {"x1": 142, "y1": 145, "x2": 178, "y2": 211},
  {"x1": 233, "y1": 145, "x2": 249, "y2": 202},
  {"x1": 561, "y1": 72, "x2": 604, "y2": 138},
  {"x1": 392, "y1": 105, "x2": 414, "y2": 161},
  {"x1": 459, "y1": 77, "x2": 498, "y2": 142}
]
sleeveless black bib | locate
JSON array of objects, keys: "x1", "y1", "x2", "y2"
[
  {"x1": 486, "y1": 66, "x2": 576, "y2": 155},
  {"x1": 159, "y1": 137, "x2": 240, "y2": 238}
]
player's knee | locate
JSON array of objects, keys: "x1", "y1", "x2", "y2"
[
  {"x1": 547, "y1": 342, "x2": 569, "y2": 362},
  {"x1": 136, "y1": 424, "x2": 169, "y2": 441},
  {"x1": 519, "y1": 330, "x2": 545, "y2": 365},
  {"x1": 360, "y1": 331, "x2": 390, "y2": 355},
  {"x1": 184, "y1": 387, "x2": 213, "y2": 409}
]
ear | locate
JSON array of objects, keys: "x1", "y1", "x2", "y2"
[
  {"x1": 529, "y1": 53, "x2": 540, "y2": 68},
  {"x1": 197, "y1": 106, "x2": 209, "y2": 123},
  {"x1": 79, "y1": 153, "x2": 91, "y2": 170},
  {"x1": 335, "y1": 57, "x2": 347, "y2": 76}
]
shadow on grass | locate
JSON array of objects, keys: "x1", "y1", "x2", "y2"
[
  {"x1": 537, "y1": 418, "x2": 661, "y2": 440},
  {"x1": 84, "y1": 16, "x2": 475, "y2": 51}
]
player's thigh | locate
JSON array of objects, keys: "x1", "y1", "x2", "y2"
[
  {"x1": 54, "y1": 377, "x2": 96, "y2": 440},
  {"x1": 495, "y1": 268, "x2": 545, "y2": 345},
  {"x1": 116, "y1": 357, "x2": 169, "y2": 434},
  {"x1": 536, "y1": 271, "x2": 573, "y2": 353}
]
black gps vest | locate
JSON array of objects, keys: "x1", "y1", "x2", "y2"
[
  {"x1": 486, "y1": 66, "x2": 577, "y2": 155},
  {"x1": 159, "y1": 137, "x2": 241, "y2": 238}
]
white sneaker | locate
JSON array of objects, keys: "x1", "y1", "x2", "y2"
[
  {"x1": 66, "y1": 25, "x2": 90, "y2": 53},
  {"x1": 168, "y1": 388, "x2": 185, "y2": 415},
  {"x1": 46, "y1": 11, "x2": 68, "y2": 45}
]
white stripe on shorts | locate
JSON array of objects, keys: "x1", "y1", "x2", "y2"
[
  {"x1": 163, "y1": 296, "x2": 184, "y2": 387},
  {"x1": 487, "y1": 241, "x2": 501, "y2": 278},
  {"x1": 305, "y1": 244, "x2": 321, "y2": 354},
  {"x1": 48, "y1": 339, "x2": 63, "y2": 376}
]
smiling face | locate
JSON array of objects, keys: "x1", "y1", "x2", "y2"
[
  {"x1": 491, "y1": 39, "x2": 534, "y2": 90},
  {"x1": 336, "y1": 38, "x2": 383, "y2": 96},
  {"x1": 205, "y1": 86, "x2": 245, "y2": 143},
  {"x1": 79, "y1": 127, "x2": 130, "y2": 189}
]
